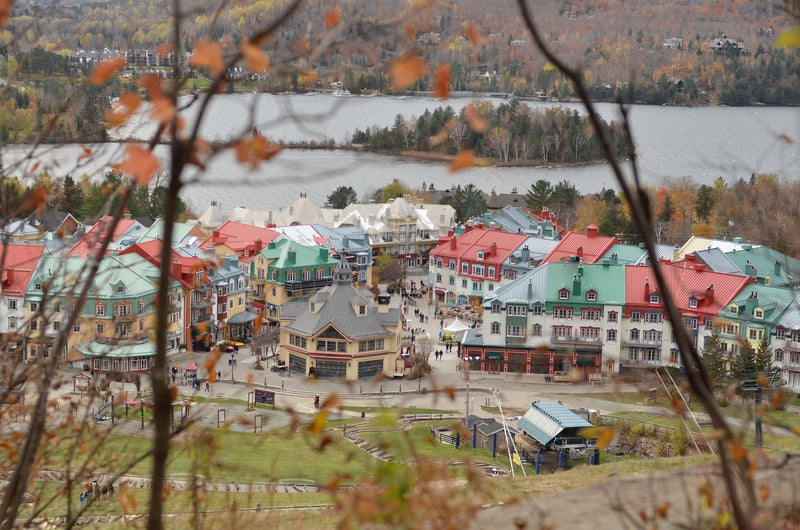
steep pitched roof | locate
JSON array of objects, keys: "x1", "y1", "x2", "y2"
[
  {"x1": 689, "y1": 248, "x2": 743, "y2": 274},
  {"x1": 624, "y1": 262, "x2": 754, "y2": 319},
  {"x1": 66, "y1": 217, "x2": 141, "y2": 258},
  {"x1": 261, "y1": 238, "x2": 339, "y2": 270},
  {"x1": 724, "y1": 245, "x2": 800, "y2": 288},
  {"x1": 545, "y1": 261, "x2": 627, "y2": 305},
  {"x1": 484, "y1": 266, "x2": 549, "y2": 307},
  {"x1": 673, "y1": 236, "x2": 759, "y2": 261},
  {"x1": 1, "y1": 244, "x2": 46, "y2": 296},
  {"x1": 137, "y1": 220, "x2": 206, "y2": 246},
  {"x1": 518, "y1": 402, "x2": 591, "y2": 446},
  {"x1": 541, "y1": 225, "x2": 620, "y2": 265},
  {"x1": 726, "y1": 285, "x2": 796, "y2": 325},
  {"x1": 430, "y1": 225, "x2": 529, "y2": 265},
  {"x1": 199, "y1": 220, "x2": 280, "y2": 255},
  {"x1": 285, "y1": 260, "x2": 398, "y2": 339}
]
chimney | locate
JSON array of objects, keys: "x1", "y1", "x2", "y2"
[
  {"x1": 644, "y1": 278, "x2": 651, "y2": 299},
  {"x1": 745, "y1": 260, "x2": 753, "y2": 276},
  {"x1": 520, "y1": 245, "x2": 530, "y2": 262},
  {"x1": 576, "y1": 245, "x2": 584, "y2": 258},
  {"x1": 343, "y1": 235, "x2": 350, "y2": 249},
  {"x1": 3, "y1": 267, "x2": 13, "y2": 285},
  {"x1": 775, "y1": 260, "x2": 782, "y2": 275},
  {"x1": 572, "y1": 273, "x2": 582, "y2": 296},
  {"x1": 255, "y1": 238, "x2": 263, "y2": 251},
  {"x1": 705, "y1": 284, "x2": 715, "y2": 304},
  {"x1": 541, "y1": 207, "x2": 550, "y2": 220},
  {"x1": 450, "y1": 237, "x2": 457, "y2": 251},
  {"x1": 490, "y1": 241, "x2": 497, "y2": 256},
  {"x1": 319, "y1": 247, "x2": 328, "y2": 260},
  {"x1": 172, "y1": 260, "x2": 182, "y2": 279},
  {"x1": 288, "y1": 248, "x2": 296, "y2": 264},
  {"x1": 586, "y1": 224, "x2": 598, "y2": 238},
  {"x1": 733, "y1": 236, "x2": 743, "y2": 244},
  {"x1": 448, "y1": 229, "x2": 455, "y2": 237},
  {"x1": 268, "y1": 241, "x2": 276, "y2": 249},
  {"x1": 266, "y1": 223, "x2": 276, "y2": 228}
]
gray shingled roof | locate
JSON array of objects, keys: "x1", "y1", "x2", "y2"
[{"x1": 284, "y1": 260, "x2": 395, "y2": 339}]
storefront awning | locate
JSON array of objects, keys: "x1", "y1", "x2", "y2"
[{"x1": 577, "y1": 356, "x2": 596, "y2": 366}]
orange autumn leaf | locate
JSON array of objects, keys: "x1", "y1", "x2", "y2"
[
  {"x1": 390, "y1": 55, "x2": 427, "y2": 90},
  {"x1": 105, "y1": 92, "x2": 142, "y2": 127},
  {"x1": 114, "y1": 144, "x2": 161, "y2": 185},
  {"x1": 0, "y1": 0, "x2": 11, "y2": 24},
  {"x1": 242, "y1": 42, "x2": 270, "y2": 73},
  {"x1": 139, "y1": 74, "x2": 166, "y2": 102},
  {"x1": 324, "y1": 6, "x2": 341, "y2": 28},
  {"x1": 253, "y1": 314, "x2": 263, "y2": 334},
  {"x1": 169, "y1": 386, "x2": 178, "y2": 401},
  {"x1": 449, "y1": 150, "x2": 475, "y2": 172},
  {"x1": 150, "y1": 98, "x2": 176, "y2": 126},
  {"x1": 156, "y1": 43, "x2": 174, "y2": 56},
  {"x1": 90, "y1": 56, "x2": 126, "y2": 85},
  {"x1": 464, "y1": 104, "x2": 488, "y2": 133},
  {"x1": 729, "y1": 439, "x2": 748, "y2": 462},
  {"x1": 655, "y1": 503, "x2": 671, "y2": 518},
  {"x1": 595, "y1": 427, "x2": 615, "y2": 450},
  {"x1": 234, "y1": 134, "x2": 282, "y2": 169},
  {"x1": 23, "y1": 186, "x2": 49, "y2": 214},
  {"x1": 433, "y1": 64, "x2": 450, "y2": 99},
  {"x1": 190, "y1": 39, "x2": 225, "y2": 76},
  {"x1": 465, "y1": 24, "x2": 485, "y2": 45},
  {"x1": 405, "y1": 22, "x2": 415, "y2": 39},
  {"x1": 78, "y1": 145, "x2": 93, "y2": 162}
]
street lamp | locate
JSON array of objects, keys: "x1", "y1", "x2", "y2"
[
  {"x1": 230, "y1": 352, "x2": 236, "y2": 383},
  {"x1": 463, "y1": 353, "x2": 481, "y2": 421}
]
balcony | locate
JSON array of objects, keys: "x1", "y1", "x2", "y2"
[
  {"x1": 285, "y1": 277, "x2": 333, "y2": 294},
  {"x1": 622, "y1": 338, "x2": 663, "y2": 348},
  {"x1": 191, "y1": 298, "x2": 214, "y2": 309}
]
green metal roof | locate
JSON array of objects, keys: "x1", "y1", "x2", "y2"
[
  {"x1": 75, "y1": 339, "x2": 156, "y2": 358},
  {"x1": 544, "y1": 261, "x2": 626, "y2": 307}
]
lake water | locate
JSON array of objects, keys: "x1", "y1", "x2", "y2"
[{"x1": 2, "y1": 93, "x2": 798, "y2": 213}]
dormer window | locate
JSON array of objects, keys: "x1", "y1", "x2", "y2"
[
  {"x1": 259, "y1": 257, "x2": 264, "y2": 265},
  {"x1": 244, "y1": 250, "x2": 249, "y2": 257},
  {"x1": 116, "y1": 284, "x2": 125, "y2": 294},
  {"x1": 310, "y1": 303, "x2": 315, "y2": 312},
  {"x1": 754, "y1": 309, "x2": 764, "y2": 319},
  {"x1": 649, "y1": 293, "x2": 659, "y2": 304},
  {"x1": 34, "y1": 282, "x2": 42, "y2": 290},
  {"x1": 359, "y1": 305, "x2": 366, "y2": 315},
  {"x1": 689, "y1": 298, "x2": 698, "y2": 309},
  {"x1": 586, "y1": 291, "x2": 597, "y2": 302},
  {"x1": 559, "y1": 289, "x2": 569, "y2": 300},
  {"x1": 729, "y1": 305, "x2": 738, "y2": 315},
  {"x1": 477, "y1": 251, "x2": 484, "y2": 260}
]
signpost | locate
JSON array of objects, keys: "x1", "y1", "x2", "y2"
[{"x1": 255, "y1": 389, "x2": 275, "y2": 409}]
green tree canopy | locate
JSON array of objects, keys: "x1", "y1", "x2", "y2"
[
  {"x1": 524, "y1": 179, "x2": 553, "y2": 213},
  {"x1": 326, "y1": 186, "x2": 358, "y2": 209},
  {"x1": 701, "y1": 329, "x2": 729, "y2": 388}
]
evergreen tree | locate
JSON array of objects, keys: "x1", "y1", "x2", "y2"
[
  {"x1": 524, "y1": 179, "x2": 553, "y2": 213},
  {"x1": 754, "y1": 335, "x2": 775, "y2": 374},
  {"x1": 701, "y1": 329, "x2": 729, "y2": 387},
  {"x1": 60, "y1": 175, "x2": 84, "y2": 220},
  {"x1": 453, "y1": 184, "x2": 487, "y2": 222},
  {"x1": 732, "y1": 340, "x2": 758, "y2": 377},
  {"x1": 326, "y1": 186, "x2": 358, "y2": 209}
]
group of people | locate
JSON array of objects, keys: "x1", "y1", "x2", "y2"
[
  {"x1": 79, "y1": 482, "x2": 114, "y2": 505},
  {"x1": 433, "y1": 350, "x2": 446, "y2": 360}
]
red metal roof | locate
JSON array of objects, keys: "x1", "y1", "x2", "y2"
[
  {"x1": 1, "y1": 244, "x2": 46, "y2": 296},
  {"x1": 541, "y1": 225, "x2": 619, "y2": 265},
  {"x1": 625, "y1": 262, "x2": 754, "y2": 319},
  {"x1": 199, "y1": 220, "x2": 280, "y2": 255},
  {"x1": 429, "y1": 226, "x2": 528, "y2": 267},
  {"x1": 67, "y1": 217, "x2": 138, "y2": 258}
]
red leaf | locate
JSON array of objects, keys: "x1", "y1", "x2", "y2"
[
  {"x1": 464, "y1": 103, "x2": 488, "y2": 133},
  {"x1": 242, "y1": 42, "x2": 270, "y2": 73},
  {"x1": 324, "y1": 6, "x2": 342, "y2": 28},
  {"x1": 433, "y1": 64, "x2": 450, "y2": 99},
  {"x1": 105, "y1": 92, "x2": 141, "y2": 127}
]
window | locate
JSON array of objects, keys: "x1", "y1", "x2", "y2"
[
  {"x1": 586, "y1": 291, "x2": 597, "y2": 301},
  {"x1": 34, "y1": 282, "x2": 42, "y2": 290},
  {"x1": 238, "y1": 296, "x2": 244, "y2": 305},
  {"x1": 218, "y1": 303, "x2": 226, "y2": 313},
  {"x1": 139, "y1": 299, "x2": 145, "y2": 313},
  {"x1": 532, "y1": 324, "x2": 542, "y2": 336},
  {"x1": 644, "y1": 312, "x2": 663, "y2": 324},
  {"x1": 96, "y1": 323, "x2": 105, "y2": 335},
  {"x1": 271, "y1": 269, "x2": 277, "y2": 281},
  {"x1": 488, "y1": 266, "x2": 495, "y2": 278},
  {"x1": 630, "y1": 329, "x2": 640, "y2": 341},
  {"x1": 471, "y1": 264, "x2": 485, "y2": 276},
  {"x1": 607, "y1": 311, "x2": 618, "y2": 323},
  {"x1": 461, "y1": 279, "x2": 468, "y2": 288},
  {"x1": 581, "y1": 308, "x2": 601, "y2": 320},
  {"x1": 558, "y1": 289, "x2": 569, "y2": 300},
  {"x1": 643, "y1": 330, "x2": 662, "y2": 343},
  {"x1": 8, "y1": 317, "x2": 16, "y2": 329},
  {"x1": 436, "y1": 258, "x2": 443, "y2": 267},
  {"x1": 553, "y1": 326, "x2": 572, "y2": 339},
  {"x1": 8, "y1": 300, "x2": 16, "y2": 311},
  {"x1": 461, "y1": 263, "x2": 469, "y2": 273},
  {"x1": 287, "y1": 271, "x2": 296, "y2": 282},
  {"x1": 682, "y1": 317, "x2": 699, "y2": 330},
  {"x1": 257, "y1": 269, "x2": 265, "y2": 279},
  {"x1": 53, "y1": 301, "x2": 62, "y2": 313},
  {"x1": 490, "y1": 322, "x2": 500, "y2": 335},
  {"x1": 749, "y1": 329, "x2": 763, "y2": 340},
  {"x1": 487, "y1": 283, "x2": 494, "y2": 292},
  {"x1": 689, "y1": 298, "x2": 698, "y2": 309},
  {"x1": 449, "y1": 276, "x2": 455, "y2": 285},
  {"x1": 359, "y1": 305, "x2": 366, "y2": 315},
  {"x1": 607, "y1": 329, "x2": 617, "y2": 342},
  {"x1": 472, "y1": 282, "x2": 482, "y2": 291},
  {"x1": 491, "y1": 303, "x2": 501, "y2": 314},
  {"x1": 705, "y1": 319, "x2": 714, "y2": 330},
  {"x1": 504, "y1": 270, "x2": 517, "y2": 280},
  {"x1": 791, "y1": 352, "x2": 800, "y2": 365},
  {"x1": 115, "y1": 303, "x2": 132, "y2": 317},
  {"x1": 775, "y1": 349, "x2": 784, "y2": 362},
  {"x1": 229, "y1": 300, "x2": 233, "y2": 309},
  {"x1": 73, "y1": 323, "x2": 81, "y2": 333},
  {"x1": 317, "y1": 268, "x2": 325, "y2": 279},
  {"x1": 506, "y1": 325, "x2": 523, "y2": 337},
  {"x1": 436, "y1": 273, "x2": 442, "y2": 283},
  {"x1": 195, "y1": 271, "x2": 203, "y2": 285},
  {"x1": 532, "y1": 305, "x2": 543, "y2": 316},
  {"x1": 30, "y1": 320, "x2": 38, "y2": 331},
  {"x1": 580, "y1": 327, "x2": 600, "y2": 341},
  {"x1": 554, "y1": 307, "x2": 573, "y2": 319},
  {"x1": 476, "y1": 250, "x2": 484, "y2": 259},
  {"x1": 754, "y1": 309, "x2": 764, "y2": 319},
  {"x1": 630, "y1": 311, "x2": 641, "y2": 322},
  {"x1": 628, "y1": 348, "x2": 640, "y2": 361},
  {"x1": 95, "y1": 303, "x2": 105, "y2": 316},
  {"x1": 649, "y1": 293, "x2": 660, "y2": 304},
  {"x1": 646, "y1": 349, "x2": 661, "y2": 362},
  {"x1": 729, "y1": 305, "x2": 738, "y2": 315},
  {"x1": 776, "y1": 329, "x2": 786, "y2": 341},
  {"x1": 30, "y1": 302, "x2": 39, "y2": 312},
  {"x1": 116, "y1": 322, "x2": 132, "y2": 337},
  {"x1": 449, "y1": 260, "x2": 456, "y2": 270},
  {"x1": 53, "y1": 321, "x2": 61, "y2": 331},
  {"x1": 302, "y1": 270, "x2": 311, "y2": 282},
  {"x1": 507, "y1": 305, "x2": 527, "y2": 317}
]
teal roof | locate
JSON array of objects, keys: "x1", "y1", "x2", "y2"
[
  {"x1": 27, "y1": 255, "x2": 92, "y2": 302},
  {"x1": 259, "y1": 238, "x2": 340, "y2": 271},
  {"x1": 544, "y1": 261, "x2": 626, "y2": 306},
  {"x1": 725, "y1": 285, "x2": 796, "y2": 326},
  {"x1": 601, "y1": 244, "x2": 645, "y2": 264},
  {"x1": 137, "y1": 220, "x2": 198, "y2": 245},
  {"x1": 483, "y1": 267, "x2": 548, "y2": 308},
  {"x1": 725, "y1": 246, "x2": 800, "y2": 288},
  {"x1": 75, "y1": 339, "x2": 156, "y2": 358}
]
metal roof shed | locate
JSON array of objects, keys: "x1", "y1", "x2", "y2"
[{"x1": 518, "y1": 402, "x2": 592, "y2": 448}]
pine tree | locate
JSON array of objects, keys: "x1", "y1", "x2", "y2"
[{"x1": 701, "y1": 329, "x2": 729, "y2": 387}]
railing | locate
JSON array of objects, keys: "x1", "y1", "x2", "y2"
[
  {"x1": 550, "y1": 335, "x2": 603, "y2": 344},
  {"x1": 285, "y1": 277, "x2": 333, "y2": 292},
  {"x1": 621, "y1": 338, "x2": 663, "y2": 347}
]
